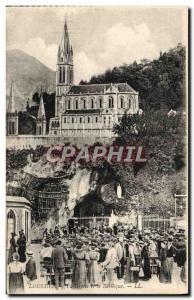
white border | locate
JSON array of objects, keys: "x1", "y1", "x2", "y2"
[{"x1": 0, "y1": 1, "x2": 192, "y2": 299}]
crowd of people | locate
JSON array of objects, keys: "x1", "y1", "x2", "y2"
[
  {"x1": 39, "y1": 222, "x2": 187, "y2": 289},
  {"x1": 7, "y1": 222, "x2": 187, "y2": 293},
  {"x1": 7, "y1": 230, "x2": 37, "y2": 294}
]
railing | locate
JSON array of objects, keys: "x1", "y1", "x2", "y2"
[
  {"x1": 143, "y1": 217, "x2": 170, "y2": 231},
  {"x1": 68, "y1": 216, "x2": 110, "y2": 227}
]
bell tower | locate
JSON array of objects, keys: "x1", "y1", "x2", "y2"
[
  {"x1": 6, "y1": 82, "x2": 18, "y2": 136},
  {"x1": 56, "y1": 19, "x2": 74, "y2": 116},
  {"x1": 36, "y1": 94, "x2": 46, "y2": 135}
]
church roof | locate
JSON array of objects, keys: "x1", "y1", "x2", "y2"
[{"x1": 67, "y1": 83, "x2": 137, "y2": 95}]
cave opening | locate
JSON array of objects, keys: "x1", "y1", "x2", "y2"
[
  {"x1": 67, "y1": 192, "x2": 114, "y2": 228},
  {"x1": 73, "y1": 191, "x2": 113, "y2": 218}
]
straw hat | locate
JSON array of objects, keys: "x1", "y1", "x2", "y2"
[{"x1": 27, "y1": 251, "x2": 33, "y2": 257}]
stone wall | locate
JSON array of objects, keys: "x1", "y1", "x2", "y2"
[{"x1": 6, "y1": 135, "x2": 115, "y2": 150}]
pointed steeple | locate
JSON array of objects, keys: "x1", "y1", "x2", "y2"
[
  {"x1": 59, "y1": 18, "x2": 71, "y2": 57},
  {"x1": 64, "y1": 18, "x2": 68, "y2": 32},
  {"x1": 55, "y1": 18, "x2": 74, "y2": 112},
  {"x1": 8, "y1": 82, "x2": 16, "y2": 113},
  {"x1": 70, "y1": 45, "x2": 73, "y2": 56},
  {"x1": 37, "y1": 94, "x2": 46, "y2": 119}
]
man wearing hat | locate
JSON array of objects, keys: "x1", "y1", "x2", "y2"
[
  {"x1": 101, "y1": 240, "x2": 119, "y2": 284},
  {"x1": 17, "y1": 230, "x2": 26, "y2": 263},
  {"x1": 51, "y1": 240, "x2": 68, "y2": 289},
  {"x1": 115, "y1": 236, "x2": 126, "y2": 279},
  {"x1": 25, "y1": 251, "x2": 37, "y2": 281}
]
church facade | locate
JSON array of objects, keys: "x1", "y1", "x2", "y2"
[
  {"x1": 6, "y1": 20, "x2": 139, "y2": 141},
  {"x1": 49, "y1": 20, "x2": 139, "y2": 138}
]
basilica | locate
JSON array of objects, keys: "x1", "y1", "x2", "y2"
[
  {"x1": 6, "y1": 20, "x2": 139, "y2": 140},
  {"x1": 48, "y1": 20, "x2": 139, "y2": 138}
]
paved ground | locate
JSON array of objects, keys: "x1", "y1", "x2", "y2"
[{"x1": 21, "y1": 244, "x2": 187, "y2": 295}]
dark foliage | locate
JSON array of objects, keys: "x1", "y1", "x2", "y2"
[
  {"x1": 19, "y1": 92, "x2": 55, "y2": 134},
  {"x1": 80, "y1": 44, "x2": 186, "y2": 110}
]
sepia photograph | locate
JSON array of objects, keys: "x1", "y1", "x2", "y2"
[{"x1": 6, "y1": 5, "x2": 189, "y2": 295}]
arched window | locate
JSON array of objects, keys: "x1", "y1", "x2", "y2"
[
  {"x1": 72, "y1": 117, "x2": 74, "y2": 123},
  {"x1": 91, "y1": 98, "x2": 94, "y2": 109},
  {"x1": 12, "y1": 122, "x2": 15, "y2": 135},
  {"x1": 8, "y1": 122, "x2": 11, "y2": 134},
  {"x1": 75, "y1": 99, "x2": 78, "y2": 110},
  {"x1": 83, "y1": 99, "x2": 86, "y2": 109},
  {"x1": 109, "y1": 96, "x2": 114, "y2": 108},
  {"x1": 63, "y1": 67, "x2": 65, "y2": 83},
  {"x1": 7, "y1": 210, "x2": 16, "y2": 242},
  {"x1": 70, "y1": 69, "x2": 73, "y2": 83},
  {"x1": 88, "y1": 117, "x2": 90, "y2": 123},
  {"x1": 120, "y1": 96, "x2": 124, "y2": 108},
  {"x1": 80, "y1": 117, "x2": 82, "y2": 123},
  {"x1": 59, "y1": 67, "x2": 62, "y2": 83},
  {"x1": 67, "y1": 100, "x2": 71, "y2": 110},
  {"x1": 128, "y1": 97, "x2": 132, "y2": 109},
  {"x1": 99, "y1": 97, "x2": 103, "y2": 109}
]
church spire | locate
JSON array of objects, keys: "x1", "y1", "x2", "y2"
[
  {"x1": 59, "y1": 18, "x2": 71, "y2": 56},
  {"x1": 55, "y1": 19, "x2": 74, "y2": 116},
  {"x1": 64, "y1": 17, "x2": 68, "y2": 32},
  {"x1": 37, "y1": 94, "x2": 46, "y2": 119},
  {"x1": 8, "y1": 82, "x2": 16, "y2": 113}
]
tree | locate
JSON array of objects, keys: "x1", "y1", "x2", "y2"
[{"x1": 82, "y1": 44, "x2": 186, "y2": 111}]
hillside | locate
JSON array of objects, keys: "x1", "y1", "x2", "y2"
[
  {"x1": 6, "y1": 49, "x2": 55, "y2": 111},
  {"x1": 80, "y1": 44, "x2": 186, "y2": 111}
]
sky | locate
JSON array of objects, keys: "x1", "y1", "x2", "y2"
[{"x1": 6, "y1": 6, "x2": 188, "y2": 84}]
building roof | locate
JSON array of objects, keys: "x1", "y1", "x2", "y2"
[
  {"x1": 67, "y1": 83, "x2": 137, "y2": 95},
  {"x1": 6, "y1": 196, "x2": 31, "y2": 206}
]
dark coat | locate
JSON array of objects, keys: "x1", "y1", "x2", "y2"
[
  {"x1": 26, "y1": 258, "x2": 37, "y2": 281},
  {"x1": 141, "y1": 245, "x2": 151, "y2": 280},
  {"x1": 51, "y1": 246, "x2": 68, "y2": 269},
  {"x1": 98, "y1": 248, "x2": 107, "y2": 263}
]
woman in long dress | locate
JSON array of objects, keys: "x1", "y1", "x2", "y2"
[
  {"x1": 166, "y1": 238, "x2": 174, "y2": 283},
  {"x1": 71, "y1": 242, "x2": 89, "y2": 289},
  {"x1": 158, "y1": 241, "x2": 171, "y2": 283},
  {"x1": 17, "y1": 233, "x2": 26, "y2": 263},
  {"x1": 7, "y1": 253, "x2": 24, "y2": 294},
  {"x1": 141, "y1": 242, "x2": 151, "y2": 280},
  {"x1": 8, "y1": 233, "x2": 17, "y2": 264},
  {"x1": 87, "y1": 243, "x2": 102, "y2": 287}
]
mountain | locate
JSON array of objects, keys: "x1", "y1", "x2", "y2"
[{"x1": 6, "y1": 49, "x2": 55, "y2": 111}]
